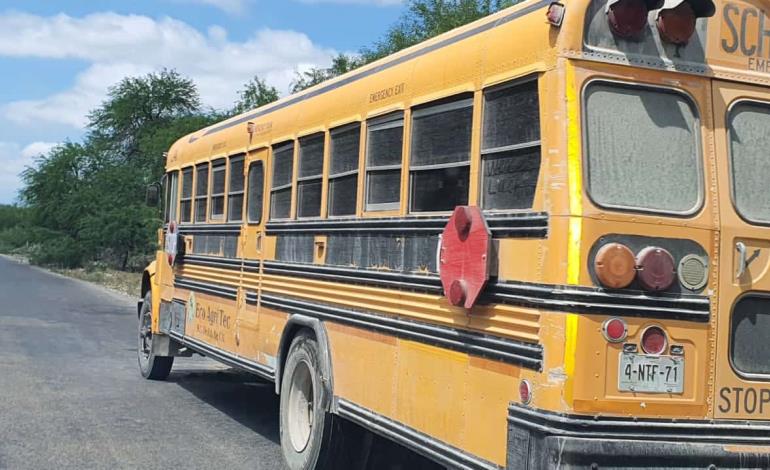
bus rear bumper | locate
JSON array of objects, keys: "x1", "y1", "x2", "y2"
[{"x1": 507, "y1": 403, "x2": 770, "y2": 469}]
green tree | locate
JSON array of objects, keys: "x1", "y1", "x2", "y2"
[
  {"x1": 88, "y1": 68, "x2": 201, "y2": 166},
  {"x1": 231, "y1": 76, "x2": 280, "y2": 115},
  {"x1": 290, "y1": 54, "x2": 363, "y2": 93},
  {"x1": 362, "y1": 0, "x2": 518, "y2": 62}
]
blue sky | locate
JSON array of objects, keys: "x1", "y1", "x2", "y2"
[{"x1": 0, "y1": 0, "x2": 403, "y2": 203}]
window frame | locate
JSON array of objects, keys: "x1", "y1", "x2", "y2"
[
  {"x1": 408, "y1": 95, "x2": 474, "y2": 214},
  {"x1": 479, "y1": 76, "x2": 542, "y2": 213},
  {"x1": 247, "y1": 160, "x2": 266, "y2": 225},
  {"x1": 364, "y1": 112, "x2": 404, "y2": 212},
  {"x1": 194, "y1": 162, "x2": 210, "y2": 223},
  {"x1": 726, "y1": 98, "x2": 770, "y2": 227},
  {"x1": 164, "y1": 170, "x2": 180, "y2": 223},
  {"x1": 327, "y1": 122, "x2": 361, "y2": 218},
  {"x1": 227, "y1": 154, "x2": 245, "y2": 222},
  {"x1": 270, "y1": 141, "x2": 295, "y2": 221},
  {"x1": 209, "y1": 158, "x2": 227, "y2": 220},
  {"x1": 180, "y1": 166, "x2": 194, "y2": 223},
  {"x1": 296, "y1": 132, "x2": 325, "y2": 219},
  {"x1": 581, "y1": 79, "x2": 705, "y2": 217}
]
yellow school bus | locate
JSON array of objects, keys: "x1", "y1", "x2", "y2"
[{"x1": 138, "y1": 0, "x2": 770, "y2": 467}]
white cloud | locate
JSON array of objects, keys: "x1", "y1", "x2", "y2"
[
  {"x1": 181, "y1": 0, "x2": 250, "y2": 14},
  {"x1": 21, "y1": 142, "x2": 59, "y2": 159},
  {"x1": 0, "y1": 142, "x2": 30, "y2": 203},
  {"x1": 0, "y1": 12, "x2": 337, "y2": 129}
]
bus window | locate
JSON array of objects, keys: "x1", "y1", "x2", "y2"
[
  {"x1": 297, "y1": 133, "x2": 324, "y2": 218},
  {"x1": 180, "y1": 167, "x2": 193, "y2": 223},
  {"x1": 164, "y1": 170, "x2": 179, "y2": 223},
  {"x1": 247, "y1": 161, "x2": 265, "y2": 224},
  {"x1": 409, "y1": 95, "x2": 473, "y2": 213},
  {"x1": 228, "y1": 155, "x2": 245, "y2": 222},
  {"x1": 270, "y1": 142, "x2": 294, "y2": 220},
  {"x1": 210, "y1": 159, "x2": 226, "y2": 220},
  {"x1": 481, "y1": 79, "x2": 541, "y2": 211},
  {"x1": 365, "y1": 112, "x2": 403, "y2": 212},
  {"x1": 194, "y1": 163, "x2": 209, "y2": 223},
  {"x1": 328, "y1": 123, "x2": 360, "y2": 217},
  {"x1": 584, "y1": 82, "x2": 702, "y2": 215},
  {"x1": 728, "y1": 101, "x2": 770, "y2": 224}
]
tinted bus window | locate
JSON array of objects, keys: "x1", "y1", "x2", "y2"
[
  {"x1": 247, "y1": 161, "x2": 265, "y2": 224},
  {"x1": 328, "y1": 123, "x2": 360, "y2": 217},
  {"x1": 366, "y1": 112, "x2": 403, "y2": 211},
  {"x1": 164, "y1": 171, "x2": 179, "y2": 223},
  {"x1": 728, "y1": 101, "x2": 770, "y2": 224},
  {"x1": 297, "y1": 134, "x2": 324, "y2": 218},
  {"x1": 180, "y1": 167, "x2": 193, "y2": 223},
  {"x1": 481, "y1": 79, "x2": 541, "y2": 211},
  {"x1": 410, "y1": 95, "x2": 472, "y2": 212},
  {"x1": 585, "y1": 82, "x2": 701, "y2": 214},
  {"x1": 194, "y1": 163, "x2": 209, "y2": 223},
  {"x1": 228, "y1": 155, "x2": 245, "y2": 222},
  {"x1": 271, "y1": 142, "x2": 294, "y2": 220},
  {"x1": 210, "y1": 159, "x2": 226, "y2": 219}
]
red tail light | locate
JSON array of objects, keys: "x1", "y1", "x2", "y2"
[
  {"x1": 607, "y1": 0, "x2": 650, "y2": 38},
  {"x1": 603, "y1": 317, "x2": 628, "y2": 342},
  {"x1": 519, "y1": 380, "x2": 533, "y2": 405},
  {"x1": 641, "y1": 326, "x2": 667, "y2": 355},
  {"x1": 636, "y1": 246, "x2": 675, "y2": 292}
]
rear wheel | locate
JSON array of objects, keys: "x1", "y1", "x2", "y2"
[
  {"x1": 137, "y1": 291, "x2": 173, "y2": 380},
  {"x1": 280, "y1": 332, "x2": 343, "y2": 470}
]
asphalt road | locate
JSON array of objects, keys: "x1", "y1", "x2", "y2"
[{"x1": 0, "y1": 256, "x2": 440, "y2": 470}]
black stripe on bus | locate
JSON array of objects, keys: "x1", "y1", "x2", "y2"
[
  {"x1": 256, "y1": 293, "x2": 544, "y2": 371},
  {"x1": 178, "y1": 259, "x2": 711, "y2": 322},
  {"x1": 178, "y1": 224, "x2": 242, "y2": 235},
  {"x1": 262, "y1": 261, "x2": 442, "y2": 293},
  {"x1": 168, "y1": 330, "x2": 274, "y2": 381},
  {"x1": 337, "y1": 399, "x2": 498, "y2": 470},
  {"x1": 486, "y1": 282, "x2": 711, "y2": 323},
  {"x1": 264, "y1": 212, "x2": 548, "y2": 238},
  {"x1": 198, "y1": 0, "x2": 552, "y2": 139},
  {"x1": 174, "y1": 277, "x2": 238, "y2": 300}
]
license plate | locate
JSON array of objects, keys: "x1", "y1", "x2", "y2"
[{"x1": 618, "y1": 353, "x2": 684, "y2": 393}]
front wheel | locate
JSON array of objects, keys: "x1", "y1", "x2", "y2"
[
  {"x1": 280, "y1": 332, "x2": 344, "y2": 470},
  {"x1": 137, "y1": 291, "x2": 173, "y2": 380}
]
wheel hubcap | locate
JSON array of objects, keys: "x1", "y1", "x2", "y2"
[
  {"x1": 138, "y1": 308, "x2": 152, "y2": 361},
  {"x1": 287, "y1": 361, "x2": 314, "y2": 452}
]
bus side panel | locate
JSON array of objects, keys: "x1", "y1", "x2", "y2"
[{"x1": 326, "y1": 322, "x2": 523, "y2": 467}]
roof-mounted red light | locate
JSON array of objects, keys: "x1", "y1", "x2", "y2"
[
  {"x1": 606, "y1": 0, "x2": 652, "y2": 39},
  {"x1": 655, "y1": 0, "x2": 715, "y2": 45}
]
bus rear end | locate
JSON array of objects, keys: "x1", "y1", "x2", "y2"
[{"x1": 509, "y1": 0, "x2": 770, "y2": 467}]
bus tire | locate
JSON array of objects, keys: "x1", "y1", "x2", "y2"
[
  {"x1": 280, "y1": 332, "x2": 342, "y2": 470},
  {"x1": 137, "y1": 291, "x2": 173, "y2": 380}
]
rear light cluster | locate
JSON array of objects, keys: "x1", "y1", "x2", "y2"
[
  {"x1": 594, "y1": 242, "x2": 687, "y2": 293},
  {"x1": 605, "y1": 0, "x2": 715, "y2": 45},
  {"x1": 602, "y1": 318, "x2": 672, "y2": 356}
]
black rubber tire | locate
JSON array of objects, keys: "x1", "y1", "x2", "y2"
[
  {"x1": 280, "y1": 332, "x2": 343, "y2": 470},
  {"x1": 137, "y1": 291, "x2": 173, "y2": 380}
]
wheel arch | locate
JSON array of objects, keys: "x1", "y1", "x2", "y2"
[
  {"x1": 139, "y1": 260, "x2": 158, "y2": 317},
  {"x1": 275, "y1": 315, "x2": 335, "y2": 407}
]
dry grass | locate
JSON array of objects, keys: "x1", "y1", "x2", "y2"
[{"x1": 51, "y1": 267, "x2": 142, "y2": 298}]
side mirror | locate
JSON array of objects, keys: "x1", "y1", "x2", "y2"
[{"x1": 146, "y1": 183, "x2": 161, "y2": 207}]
